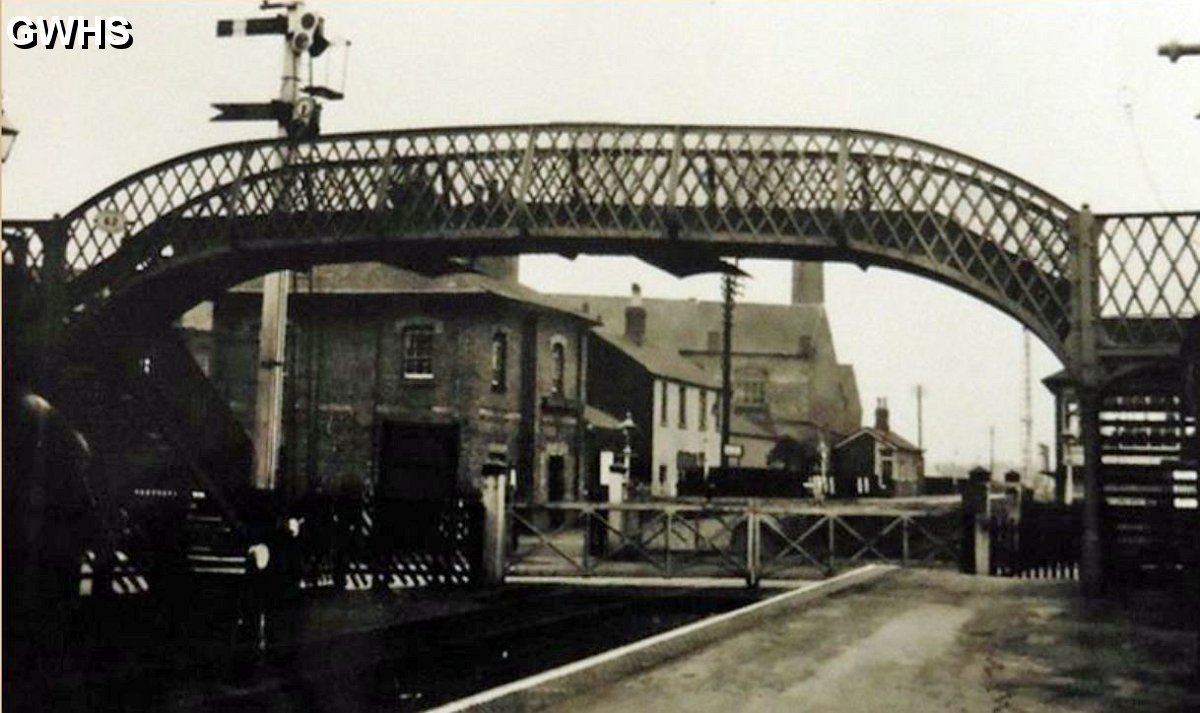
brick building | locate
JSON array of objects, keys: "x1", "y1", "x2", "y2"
[
  {"x1": 192, "y1": 261, "x2": 596, "y2": 503},
  {"x1": 552, "y1": 263, "x2": 862, "y2": 468}
]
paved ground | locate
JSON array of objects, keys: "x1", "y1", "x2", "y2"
[{"x1": 541, "y1": 570, "x2": 1200, "y2": 713}]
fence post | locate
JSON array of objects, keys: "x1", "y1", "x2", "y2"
[
  {"x1": 665, "y1": 510, "x2": 673, "y2": 579},
  {"x1": 827, "y1": 515, "x2": 836, "y2": 576},
  {"x1": 480, "y1": 470, "x2": 507, "y2": 585},
  {"x1": 962, "y1": 468, "x2": 992, "y2": 575},
  {"x1": 745, "y1": 503, "x2": 760, "y2": 588},
  {"x1": 607, "y1": 466, "x2": 628, "y2": 552},
  {"x1": 902, "y1": 516, "x2": 910, "y2": 566}
]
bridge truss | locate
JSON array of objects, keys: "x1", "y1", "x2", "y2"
[{"x1": 3, "y1": 124, "x2": 1197, "y2": 594}]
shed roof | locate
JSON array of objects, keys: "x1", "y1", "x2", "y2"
[{"x1": 835, "y1": 427, "x2": 922, "y2": 453}]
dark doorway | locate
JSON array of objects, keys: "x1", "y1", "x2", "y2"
[
  {"x1": 378, "y1": 421, "x2": 459, "y2": 500},
  {"x1": 548, "y1": 455, "x2": 566, "y2": 526}
]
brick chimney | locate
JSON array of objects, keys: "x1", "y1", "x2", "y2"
[
  {"x1": 791, "y1": 261, "x2": 825, "y2": 305},
  {"x1": 625, "y1": 283, "x2": 646, "y2": 346},
  {"x1": 874, "y1": 398, "x2": 890, "y2": 432}
]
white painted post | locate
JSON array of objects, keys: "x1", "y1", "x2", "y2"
[
  {"x1": 607, "y1": 465, "x2": 627, "y2": 551},
  {"x1": 480, "y1": 472, "x2": 507, "y2": 584}
]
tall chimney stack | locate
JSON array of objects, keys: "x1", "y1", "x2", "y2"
[
  {"x1": 874, "y1": 397, "x2": 890, "y2": 432},
  {"x1": 625, "y1": 283, "x2": 647, "y2": 346},
  {"x1": 791, "y1": 262, "x2": 825, "y2": 305}
]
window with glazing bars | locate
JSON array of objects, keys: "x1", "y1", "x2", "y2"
[
  {"x1": 402, "y1": 325, "x2": 434, "y2": 378},
  {"x1": 491, "y1": 331, "x2": 507, "y2": 393}
]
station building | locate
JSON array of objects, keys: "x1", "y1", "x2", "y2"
[{"x1": 187, "y1": 259, "x2": 596, "y2": 503}]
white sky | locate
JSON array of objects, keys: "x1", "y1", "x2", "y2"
[{"x1": 3, "y1": 1, "x2": 1198, "y2": 469}]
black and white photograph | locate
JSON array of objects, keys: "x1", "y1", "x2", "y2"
[{"x1": 2, "y1": 2, "x2": 1198, "y2": 711}]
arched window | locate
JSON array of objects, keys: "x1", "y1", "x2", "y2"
[
  {"x1": 401, "y1": 324, "x2": 435, "y2": 378},
  {"x1": 551, "y1": 342, "x2": 566, "y2": 394},
  {"x1": 491, "y1": 331, "x2": 508, "y2": 393}
]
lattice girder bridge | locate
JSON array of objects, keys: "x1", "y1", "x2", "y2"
[
  {"x1": 3, "y1": 124, "x2": 1195, "y2": 369},
  {"x1": 3, "y1": 124, "x2": 1197, "y2": 594}
]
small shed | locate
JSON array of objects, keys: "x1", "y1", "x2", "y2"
[{"x1": 832, "y1": 399, "x2": 924, "y2": 497}]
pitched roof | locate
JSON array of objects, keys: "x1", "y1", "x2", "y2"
[
  {"x1": 835, "y1": 427, "x2": 922, "y2": 453},
  {"x1": 547, "y1": 293, "x2": 833, "y2": 357},
  {"x1": 593, "y1": 331, "x2": 720, "y2": 388},
  {"x1": 233, "y1": 263, "x2": 596, "y2": 323},
  {"x1": 584, "y1": 404, "x2": 625, "y2": 431},
  {"x1": 730, "y1": 413, "x2": 777, "y2": 440}
]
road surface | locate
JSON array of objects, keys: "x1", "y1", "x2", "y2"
[{"x1": 542, "y1": 569, "x2": 1197, "y2": 713}]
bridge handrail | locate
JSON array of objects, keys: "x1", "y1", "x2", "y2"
[{"x1": 41, "y1": 124, "x2": 1075, "y2": 273}]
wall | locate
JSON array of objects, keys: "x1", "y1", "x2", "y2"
[
  {"x1": 649, "y1": 379, "x2": 721, "y2": 497},
  {"x1": 585, "y1": 337, "x2": 654, "y2": 486},
  {"x1": 683, "y1": 338, "x2": 860, "y2": 438},
  {"x1": 205, "y1": 292, "x2": 586, "y2": 501},
  {"x1": 832, "y1": 435, "x2": 877, "y2": 497},
  {"x1": 892, "y1": 449, "x2": 924, "y2": 496}
]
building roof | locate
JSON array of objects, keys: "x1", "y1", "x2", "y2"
[
  {"x1": 233, "y1": 263, "x2": 597, "y2": 324},
  {"x1": 835, "y1": 427, "x2": 922, "y2": 453},
  {"x1": 593, "y1": 331, "x2": 720, "y2": 389},
  {"x1": 549, "y1": 293, "x2": 833, "y2": 356},
  {"x1": 730, "y1": 413, "x2": 778, "y2": 440},
  {"x1": 584, "y1": 404, "x2": 625, "y2": 432}
]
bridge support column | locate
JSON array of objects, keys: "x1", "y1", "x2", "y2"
[
  {"x1": 35, "y1": 217, "x2": 69, "y2": 391},
  {"x1": 1078, "y1": 387, "x2": 1105, "y2": 596},
  {"x1": 1070, "y1": 205, "x2": 1105, "y2": 596}
]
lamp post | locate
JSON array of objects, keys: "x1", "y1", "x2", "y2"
[{"x1": 617, "y1": 411, "x2": 637, "y2": 489}]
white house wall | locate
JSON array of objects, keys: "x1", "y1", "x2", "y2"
[{"x1": 650, "y1": 378, "x2": 721, "y2": 497}]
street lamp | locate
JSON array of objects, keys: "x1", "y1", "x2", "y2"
[
  {"x1": 618, "y1": 412, "x2": 637, "y2": 473},
  {"x1": 1, "y1": 109, "x2": 18, "y2": 163}
]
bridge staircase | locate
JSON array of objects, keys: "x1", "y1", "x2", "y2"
[
  {"x1": 38, "y1": 325, "x2": 256, "y2": 597},
  {"x1": 1100, "y1": 378, "x2": 1200, "y2": 587}
]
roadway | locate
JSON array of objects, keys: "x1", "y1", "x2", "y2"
[{"x1": 539, "y1": 569, "x2": 1197, "y2": 713}]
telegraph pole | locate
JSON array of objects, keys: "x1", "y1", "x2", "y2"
[
  {"x1": 988, "y1": 425, "x2": 996, "y2": 478},
  {"x1": 914, "y1": 384, "x2": 924, "y2": 451},
  {"x1": 253, "y1": 3, "x2": 302, "y2": 493},
  {"x1": 214, "y1": 2, "x2": 337, "y2": 491},
  {"x1": 719, "y1": 265, "x2": 741, "y2": 469}
]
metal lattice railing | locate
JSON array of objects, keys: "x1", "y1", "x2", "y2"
[
  {"x1": 1, "y1": 219, "x2": 47, "y2": 279},
  {"x1": 1097, "y1": 212, "x2": 1200, "y2": 349},
  {"x1": 4, "y1": 124, "x2": 1193, "y2": 355}
]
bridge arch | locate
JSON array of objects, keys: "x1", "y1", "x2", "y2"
[{"x1": 6, "y1": 124, "x2": 1079, "y2": 360}]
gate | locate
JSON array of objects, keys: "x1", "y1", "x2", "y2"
[
  {"x1": 294, "y1": 496, "x2": 484, "y2": 590},
  {"x1": 989, "y1": 502, "x2": 1082, "y2": 579},
  {"x1": 506, "y1": 500, "x2": 961, "y2": 584}
]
